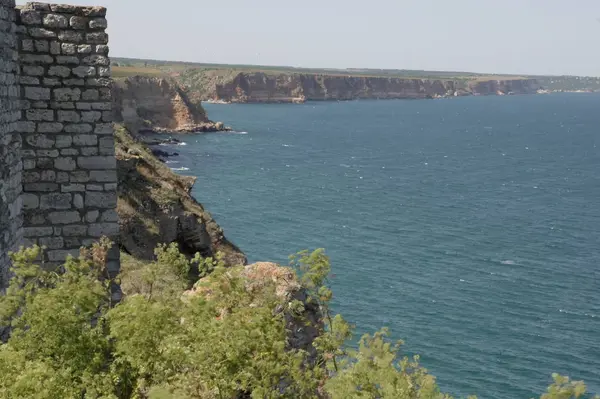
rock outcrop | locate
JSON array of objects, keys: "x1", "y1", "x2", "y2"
[
  {"x1": 180, "y1": 70, "x2": 541, "y2": 103},
  {"x1": 185, "y1": 262, "x2": 321, "y2": 364},
  {"x1": 114, "y1": 124, "x2": 246, "y2": 266},
  {"x1": 111, "y1": 76, "x2": 229, "y2": 133}
]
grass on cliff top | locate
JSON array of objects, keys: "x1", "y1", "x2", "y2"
[
  {"x1": 113, "y1": 57, "x2": 528, "y2": 81},
  {"x1": 112, "y1": 66, "x2": 166, "y2": 78}
]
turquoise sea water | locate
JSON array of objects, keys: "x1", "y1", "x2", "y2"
[{"x1": 167, "y1": 93, "x2": 600, "y2": 398}]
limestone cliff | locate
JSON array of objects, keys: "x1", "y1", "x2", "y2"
[
  {"x1": 179, "y1": 70, "x2": 541, "y2": 103},
  {"x1": 111, "y1": 76, "x2": 228, "y2": 133},
  {"x1": 114, "y1": 124, "x2": 246, "y2": 266}
]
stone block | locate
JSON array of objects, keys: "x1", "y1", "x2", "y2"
[
  {"x1": 78, "y1": 156, "x2": 115, "y2": 170},
  {"x1": 39, "y1": 236, "x2": 64, "y2": 249},
  {"x1": 55, "y1": 135, "x2": 72, "y2": 148},
  {"x1": 20, "y1": 10, "x2": 42, "y2": 25},
  {"x1": 26, "y1": 109, "x2": 54, "y2": 121},
  {"x1": 88, "y1": 18, "x2": 107, "y2": 29},
  {"x1": 70, "y1": 16, "x2": 88, "y2": 30},
  {"x1": 98, "y1": 67, "x2": 110, "y2": 77},
  {"x1": 21, "y1": 39, "x2": 34, "y2": 51},
  {"x1": 48, "y1": 65, "x2": 71, "y2": 77},
  {"x1": 82, "y1": 54, "x2": 109, "y2": 66},
  {"x1": 85, "y1": 191, "x2": 116, "y2": 208},
  {"x1": 43, "y1": 78, "x2": 61, "y2": 86},
  {"x1": 65, "y1": 123, "x2": 93, "y2": 133},
  {"x1": 73, "y1": 134, "x2": 97, "y2": 146},
  {"x1": 38, "y1": 122, "x2": 63, "y2": 133},
  {"x1": 57, "y1": 172, "x2": 69, "y2": 183},
  {"x1": 88, "y1": 222, "x2": 118, "y2": 238},
  {"x1": 31, "y1": 101, "x2": 49, "y2": 109},
  {"x1": 95, "y1": 45, "x2": 109, "y2": 54},
  {"x1": 86, "y1": 32, "x2": 108, "y2": 44},
  {"x1": 36, "y1": 149, "x2": 59, "y2": 158},
  {"x1": 69, "y1": 170, "x2": 89, "y2": 182},
  {"x1": 62, "y1": 224, "x2": 87, "y2": 236},
  {"x1": 54, "y1": 157, "x2": 76, "y2": 171},
  {"x1": 56, "y1": 56, "x2": 79, "y2": 65},
  {"x1": 81, "y1": 110, "x2": 101, "y2": 122},
  {"x1": 40, "y1": 193, "x2": 72, "y2": 210},
  {"x1": 24, "y1": 182, "x2": 59, "y2": 192},
  {"x1": 82, "y1": 89, "x2": 99, "y2": 100},
  {"x1": 34, "y1": 39, "x2": 49, "y2": 52},
  {"x1": 23, "y1": 159, "x2": 36, "y2": 170},
  {"x1": 89, "y1": 170, "x2": 116, "y2": 182},
  {"x1": 51, "y1": 101, "x2": 75, "y2": 109},
  {"x1": 81, "y1": 7, "x2": 107, "y2": 17},
  {"x1": 50, "y1": 41, "x2": 60, "y2": 55},
  {"x1": 47, "y1": 211, "x2": 81, "y2": 224},
  {"x1": 58, "y1": 110, "x2": 81, "y2": 123},
  {"x1": 60, "y1": 148, "x2": 79, "y2": 156},
  {"x1": 87, "y1": 184, "x2": 103, "y2": 191},
  {"x1": 63, "y1": 78, "x2": 86, "y2": 86},
  {"x1": 49, "y1": 4, "x2": 77, "y2": 13},
  {"x1": 85, "y1": 210, "x2": 99, "y2": 222},
  {"x1": 22, "y1": 193, "x2": 39, "y2": 209},
  {"x1": 61, "y1": 183, "x2": 85, "y2": 192},
  {"x1": 23, "y1": 226, "x2": 53, "y2": 237},
  {"x1": 61, "y1": 43, "x2": 77, "y2": 55},
  {"x1": 25, "y1": 133, "x2": 54, "y2": 148},
  {"x1": 86, "y1": 78, "x2": 110, "y2": 87},
  {"x1": 91, "y1": 102, "x2": 111, "y2": 111},
  {"x1": 77, "y1": 44, "x2": 92, "y2": 54},
  {"x1": 19, "y1": 76, "x2": 39, "y2": 87},
  {"x1": 23, "y1": 65, "x2": 44, "y2": 76},
  {"x1": 54, "y1": 88, "x2": 81, "y2": 101},
  {"x1": 100, "y1": 209, "x2": 118, "y2": 222},
  {"x1": 24, "y1": 86, "x2": 50, "y2": 100},
  {"x1": 72, "y1": 65, "x2": 95, "y2": 77},
  {"x1": 28, "y1": 27, "x2": 56, "y2": 38},
  {"x1": 73, "y1": 193, "x2": 84, "y2": 209},
  {"x1": 58, "y1": 30, "x2": 83, "y2": 43},
  {"x1": 43, "y1": 14, "x2": 68, "y2": 29},
  {"x1": 16, "y1": 121, "x2": 36, "y2": 133},
  {"x1": 80, "y1": 147, "x2": 98, "y2": 156},
  {"x1": 21, "y1": 54, "x2": 54, "y2": 64}
]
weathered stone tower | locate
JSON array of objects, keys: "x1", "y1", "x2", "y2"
[{"x1": 0, "y1": 0, "x2": 119, "y2": 286}]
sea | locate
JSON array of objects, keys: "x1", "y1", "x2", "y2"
[{"x1": 163, "y1": 93, "x2": 600, "y2": 399}]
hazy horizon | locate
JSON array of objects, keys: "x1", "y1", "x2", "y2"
[{"x1": 16, "y1": 0, "x2": 600, "y2": 77}]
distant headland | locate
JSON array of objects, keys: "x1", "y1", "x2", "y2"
[{"x1": 112, "y1": 57, "x2": 600, "y2": 104}]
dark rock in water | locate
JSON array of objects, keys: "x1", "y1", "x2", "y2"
[{"x1": 151, "y1": 148, "x2": 179, "y2": 159}]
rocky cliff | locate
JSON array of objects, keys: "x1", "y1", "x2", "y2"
[
  {"x1": 114, "y1": 124, "x2": 246, "y2": 266},
  {"x1": 179, "y1": 70, "x2": 541, "y2": 103},
  {"x1": 111, "y1": 76, "x2": 228, "y2": 133}
]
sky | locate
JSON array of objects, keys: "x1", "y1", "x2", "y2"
[{"x1": 16, "y1": 0, "x2": 600, "y2": 76}]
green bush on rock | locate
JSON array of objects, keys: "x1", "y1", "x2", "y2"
[{"x1": 0, "y1": 242, "x2": 596, "y2": 399}]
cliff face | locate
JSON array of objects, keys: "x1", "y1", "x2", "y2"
[
  {"x1": 468, "y1": 79, "x2": 541, "y2": 96},
  {"x1": 114, "y1": 124, "x2": 246, "y2": 266},
  {"x1": 112, "y1": 76, "x2": 226, "y2": 133},
  {"x1": 186, "y1": 71, "x2": 541, "y2": 103}
]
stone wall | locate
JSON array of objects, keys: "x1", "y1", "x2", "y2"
[
  {"x1": 0, "y1": 2, "x2": 119, "y2": 281},
  {"x1": 0, "y1": 0, "x2": 22, "y2": 286}
]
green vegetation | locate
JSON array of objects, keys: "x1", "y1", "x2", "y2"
[{"x1": 0, "y1": 241, "x2": 597, "y2": 399}]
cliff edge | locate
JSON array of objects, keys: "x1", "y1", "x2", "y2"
[
  {"x1": 178, "y1": 70, "x2": 541, "y2": 103},
  {"x1": 114, "y1": 124, "x2": 246, "y2": 266},
  {"x1": 111, "y1": 76, "x2": 229, "y2": 133}
]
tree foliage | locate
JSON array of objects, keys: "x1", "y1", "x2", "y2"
[{"x1": 0, "y1": 242, "x2": 596, "y2": 399}]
